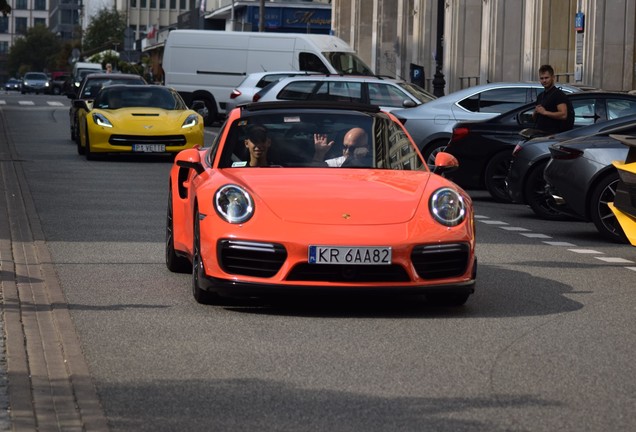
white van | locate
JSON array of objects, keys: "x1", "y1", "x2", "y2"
[
  {"x1": 162, "y1": 30, "x2": 374, "y2": 123},
  {"x1": 71, "y1": 62, "x2": 103, "y2": 92}
]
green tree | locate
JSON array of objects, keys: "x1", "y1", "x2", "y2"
[
  {"x1": 7, "y1": 25, "x2": 61, "y2": 75},
  {"x1": 82, "y1": 7, "x2": 127, "y2": 55},
  {"x1": 1, "y1": 0, "x2": 11, "y2": 16}
]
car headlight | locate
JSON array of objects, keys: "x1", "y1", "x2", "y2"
[
  {"x1": 215, "y1": 185, "x2": 254, "y2": 224},
  {"x1": 181, "y1": 113, "x2": 199, "y2": 129},
  {"x1": 92, "y1": 113, "x2": 113, "y2": 128},
  {"x1": 429, "y1": 187, "x2": 466, "y2": 226}
]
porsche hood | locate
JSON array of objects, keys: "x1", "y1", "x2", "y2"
[{"x1": 224, "y1": 170, "x2": 440, "y2": 225}]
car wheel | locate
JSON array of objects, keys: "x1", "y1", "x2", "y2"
[
  {"x1": 73, "y1": 118, "x2": 81, "y2": 144},
  {"x1": 166, "y1": 188, "x2": 192, "y2": 273},
  {"x1": 422, "y1": 140, "x2": 448, "y2": 170},
  {"x1": 84, "y1": 123, "x2": 94, "y2": 160},
  {"x1": 192, "y1": 207, "x2": 221, "y2": 304},
  {"x1": 427, "y1": 292, "x2": 470, "y2": 306},
  {"x1": 525, "y1": 161, "x2": 570, "y2": 220},
  {"x1": 589, "y1": 171, "x2": 628, "y2": 243},
  {"x1": 484, "y1": 151, "x2": 513, "y2": 203},
  {"x1": 202, "y1": 97, "x2": 218, "y2": 127}
]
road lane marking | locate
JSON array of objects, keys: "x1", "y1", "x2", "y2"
[
  {"x1": 595, "y1": 257, "x2": 634, "y2": 263},
  {"x1": 47, "y1": 101, "x2": 64, "y2": 106},
  {"x1": 0, "y1": 100, "x2": 6, "y2": 105},
  {"x1": 18, "y1": 101, "x2": 35, "y2": 105},
  {"x1": 543, "y1": 241, "x2": 576, "y2": 246},
  {"x1": 568, "y1": 249, "x2": 603, "y2": 254},
  {"x1": 479, "y1": 220, "x2": 508, "y2": 225},
  {"x1": 500, "y1": 226, "x2": 531, "y2": 231},
  {"x1": 520, "y1": 233, "x2": 552, "y2": 238}
]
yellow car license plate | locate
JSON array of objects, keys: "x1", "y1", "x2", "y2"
[{"x1": 133, "y1": 144, "x2": 165, "y2": 152}]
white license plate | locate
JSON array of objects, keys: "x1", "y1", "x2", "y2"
[
  {"x1": 133, "y1": 144, "x2": 165, "y2": 152},
  {"x1": 308, "y1": 246, "x2": 392, "y2": 265}
]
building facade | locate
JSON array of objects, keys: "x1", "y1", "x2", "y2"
[{"x1": 331, "y1": 0, "x2": 636, "y2": 94}]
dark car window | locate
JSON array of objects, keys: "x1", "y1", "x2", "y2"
[
  {"x1": 459, "y1": 87, "x2": 530, "y2": 113},
  {"x1": 81, "y1": 78, "x2": 145, "y2": 98},
  {"x1": 571, "y1": 98, "x2": 597, "y2": 126},
  {"x1": 320, "y1": 81, "x2": 363, "y2": 103},
  {"x1": 368, "y1": 83, "x2": 410, "y2": 107},
  {"x1": 218, "y1": 111, "x2": 425, "y2": 170},
  {"x1": 607, "y1": 99, "x2": 636, "y2": 120},
  {"x1": 277, "y1": 81, "x2": 320, "y2": 101},
  {"x1": 256, "y1": 74, "x2": 297, "y2": 89}
]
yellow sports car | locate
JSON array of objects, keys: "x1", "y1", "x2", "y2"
[
  {"x1": 76, "y1": 84, "x2": 206, "y2": 159},
  {"x1": 609, "y1": 134, "x2": 636, "y2": 246}
]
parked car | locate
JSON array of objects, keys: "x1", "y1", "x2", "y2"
[
  {"x1": 392, "y1": 82, "x2": 585, "y2": 168},
  {"x1": 21, "y1": 72, "x2": 50, "y2": 94},
  {"x1": 608, "y1": 134, "x2": 636, "y2": 246},
  {"x1": 226, "y1": 71, "x2": 318, "y2": 112},
  {"x1": 50, "y1": 72, "x2": 72, "y2": 95},
  {"x1": 75, "y1": 85, "x2": 206, "y2": 159},
  {"x1": 165, "y1": 101, "x2": 476, "y2": 306},
  {"x1": 507, "y1": 114, "x2": 636, "y2": 219},
  {"x1": 69, "y1": 73, "x2": 147, "y2": 144},
  {"x1": 543, "y1": 130, "x2": 636, "y2": 243},
  {"x1": 254, "y1": 75, "x2": 436, "y2": 112},
  {"x1": 4, "y1": 78, "x2": 21, "y2": 92},
  {"x1": 444, "y1": 91, "x2": 636, "y2": 201}
]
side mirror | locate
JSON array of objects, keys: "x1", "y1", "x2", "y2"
[
  {"x1": 432, "y1": 151, "x2": 459, "y2": 175},
  {"x1": 176, "y1": 148, "x2": 205, "y2": 174},
  {"x1": 191, "y1": 100, "x2": 209, "y2": 119},
  {"x1": 402, "y1": 100, "x2": 417, "y2": 108},
  {"x1": 73, "y1": 99, "x2": 90, "y2": 110}
]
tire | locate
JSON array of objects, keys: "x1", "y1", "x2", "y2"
[
  {"x1": 484, "y1": 151, "x2": 513, "y2": 202},
  {"x1": 589, "y1": 172, "x2": 628, "y2": 243},
  {"x1": 76, "y1": 122, "x2": 85, "y2": 155},
  {"x1": 73, "y1": 118, "x2": 81, "y2": 144},
  {"x1": 165, "y1": 189, "x2": 192, "y2": 273},
  {"x1": 422, "y1": 140, "x2": 448, "y2": 170},
  {"x1": 525, "y1": 161, "x2": 570, "y2": 220},
  {"x1": 202, "y1": 97, "x2": 218, "y2": 127},
  {"x1": 192, "y1": 207, "x2": 221, "y2": 304},
  {"x1": 84, "y1": 123, "x2": 94, "y2": 160}
]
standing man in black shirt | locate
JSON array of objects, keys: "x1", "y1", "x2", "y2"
[{"x1": 533, "y1": 64, "x2": 570, "y2": 134}]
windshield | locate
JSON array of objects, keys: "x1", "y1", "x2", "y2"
[
  {"x1": 217, "y1": 111, "x2": 426, "y2": 170},
  {"x1": 25, "y1": 73, "x2": 47, "y2": 80},
  {"x1": 95, "y1": 87, "x2": 185, "y2": 110},
  {"x1": 325, "y1": 52, "x2": 374, "y2": 76}
]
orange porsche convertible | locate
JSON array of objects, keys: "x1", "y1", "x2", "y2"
[{"x1": 166, "y1": 101, "x2": 477, "y2": 306}]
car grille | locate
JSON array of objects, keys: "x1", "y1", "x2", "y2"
[
  {"x1": 218, "y1": 240, "x2": 287, "y2": 278},
  {"x1": 287, "y1": 264, "x2": 410, "y2": 282},
  {"x1": 108, "y1": 135, "x2": 187, "y2": 146},
  {"x1": 411, "y1": 243, "x2": 471, "y2": 279}
]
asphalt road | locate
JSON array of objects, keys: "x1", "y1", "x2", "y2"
[{"x1": 1, "y1": 93, "x2": 636, "y2": 431}]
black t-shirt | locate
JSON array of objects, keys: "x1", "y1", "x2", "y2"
[{"x1": 535, "y1": 86, "x2": 569, "y2": 133}]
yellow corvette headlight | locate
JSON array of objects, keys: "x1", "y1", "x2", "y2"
[
  {"x1": 92, "y1": 113, "x2": 113, "y2": 128},
  {"x1": 181, "y1": 114, "x2": 199, "y2": 129}
]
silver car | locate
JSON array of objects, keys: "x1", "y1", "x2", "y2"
[
  {"x1": 392, "y1": 82, "x2": 584, "y2": 166},
  {"x1": 226, "y1": 71, "x2": 318, "y2": 112},
  {"x1": 254, "y1": 75, "x2": 436, "y2": 112},
  {"x1": 21, "y1": 72, "x2": 51, "y2": 94}
]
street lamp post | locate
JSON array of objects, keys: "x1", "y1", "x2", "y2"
[{"x1": 432, "y1": 0, "x2": 446, "y2": 97}]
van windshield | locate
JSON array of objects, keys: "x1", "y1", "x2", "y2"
[{"x1": 325, "y1": 52, "x2": 374, "y2": 76}]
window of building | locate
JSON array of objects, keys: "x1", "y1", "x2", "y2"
[
  {"x1": 160, "y1": 0, "x2": 166, "y2": 8},
  {"x1": 34, "y1": 18, "x2": 47, "y2": 27},
  {"x1": 150, "y1": 0, "x2": 156, "y2": 7},
  {"x1": 131, "y1": 0, "x2": 136, "y2": 6},
  {"x1": 15, "y1": 17, "x2": 28, "y2": 35},
  {"x1": 0, "y1": 16, "x2": 8, "y2": 33},
  {"x1": 170, "y1": 0, "x2": 176, "y2": 9},
  {"x1": 0, "y1": 41, "x2": 8, "y2": 54},
  {"x1": 15, "y1": 0, "x2": 27, "y2": 9},
  {"x1": 141, "y1": 0, "x2": 146, "y2": 8},
  {"x1": 179, "y1": 0, "x2": 186, "y2": 9},
  {"x1": 34, "y1": 0, "x2": 47, "y2": 10}
]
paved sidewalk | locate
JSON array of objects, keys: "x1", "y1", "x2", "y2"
[{"x1": 0, "y1": 109, "x2": 109, "y2": 431}]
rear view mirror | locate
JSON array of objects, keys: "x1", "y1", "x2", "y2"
[{"x1": 192, "y1": 100, "x2": 209, "y2": 119}]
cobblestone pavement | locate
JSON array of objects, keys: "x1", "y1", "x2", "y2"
[{"x1": 0, "y1": 108, "x2": 109, "y2": 431}]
